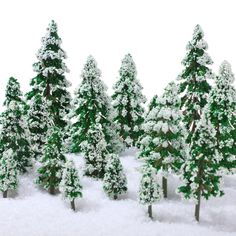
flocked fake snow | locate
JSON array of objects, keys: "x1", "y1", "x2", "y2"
[{"x1": 0, "y1": 148, "x2": 235, "y2": 236}]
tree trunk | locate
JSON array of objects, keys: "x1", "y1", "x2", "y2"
[
  {"x1": 49, "y1": 185, "x2": 55, "y2": 195},
  {"x1": 195, "y1": 190, "x2": 201, "y2": 222},
  {"x1": 148, "y1": 205, "x2": 152, "y2": 219},
  {"x1": 114, "y1": 195, "x2": 118, "y2": 200},
  {"x1": 71, "y1": 200, "x2": 75, "y2": 211},
  {"x1": 3, "y1": 190, "x2": 7, "y2": 198},
  {"x1": 162, "y1": 176, "x2": 167, "y2": 198}
]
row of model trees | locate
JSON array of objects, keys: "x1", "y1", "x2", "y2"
[{"x1": 0, "y1": 21, "x2": 235, "y2": 220}]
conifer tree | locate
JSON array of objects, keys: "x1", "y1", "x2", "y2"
[
  {"x1": 178, "y1": 25, "x2": 213, "y2": 143},
  {"x1": 112, "y1": 54, "x2": 146, "y2": 147},
  {"x1": 70, "y1": 55, "x2": 122, "y2": 154},
  {"x1": 81, "y1": 123, "x2": 108, "y2": 179},
  {"x1": 27, "y1": 20, "x2": 71, "y2": 130},
  {"x1": 205, "y1": 61, "x2": 236, "y2": 172},
  {"x1": 138, "y1": 164, "x2": 162, "y2": 219},
  {"x1": 103, "y1": 154, "x2": 127, "y2": 199},
  {"x1": 60, "y1": 160, "x2": 82, "y2": 211},
  {"x1": 139, "y1": 82, "x2": 186, "y2": 198},
  {"x1": 27, "y1": 94, "x2": 52, "y2": 159},
  {"x1": 0, "y1": 149, "x2": 18, "y2": 198},
  {"x1": 0, "y1": 77, "x2": 32, "y2": 173},
  {"x1": 178, "y1": 115, "x2": 223, "y2": 222},
  {"x1": 36, "y1": 126, "x2": 66, "y2": 194}
]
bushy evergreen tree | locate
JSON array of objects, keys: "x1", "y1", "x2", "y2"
[
  {"x1": 70, "y1": 55, "x2": 122, "y2": 154},
  {"x1": 138, "y1": 164, "x2": 162, "y2": 219},
  {"x1": 139, "y1": 82, "x2": 186, "y2": 198},
  {"x1": 0, "y1": 149, "x2": 18, "y2": 198},
  {"x1": 81, "y1": 123, "x2": 108, "y2": 179},
  {"x1": 27, "y1": 94, "x2": 52, "y2": 159},
  {"x1": 27, "y1": 20, "x2": 71, "y2": 130},
  {"x1": 103, "y1": 154, "x2": 127, "y2": 199},
  {"x1": 178, "y1": 25, "x2": 213, "y2": 143},
  {"x1": 60, "y1": 160, "x2": 82, "y2": 211},
  {"x1": 205, "y1": 61, "x2": 236, "y2": 172},
  {"x1": 112, "y1": 54, "x2": 146, "y2": 147},
  {"x1": 0, "y1": 77, "x2": 32, "y2": 173},
  {"x1": 178, "y1": 115, "x2": 223, "y2": 222},
  {"x1": 36, "y1": 126, "x2": 66, "y2": 194}
]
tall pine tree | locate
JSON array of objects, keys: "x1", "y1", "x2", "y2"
[
  {"x1": 112, "y1": 54, "x2": 146, "y2": 147},
  {"x1": 139, "y1": 82, "x2": 186, "y2": 198},
  {"x1": 178, "y1": 25, "x2": 213, "y2": 143},
  {"x1": 0, "y1": 77, "x2": 32, "y2": 173},
  {"x1": 205, "y1": 61, "x2": 236, "y2": 172},
  {"x1": 70, "y1": 55, "x2": 122, "y2": 154},
  {"x1": 178, "y1": 115, "x2": 223, "y2": 222}
]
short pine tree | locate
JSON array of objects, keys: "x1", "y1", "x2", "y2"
[
  {"x1": 0, "y1": 149, "x2": 18, "y2": 198},
  {"x1": 27, "y1": 20, "x2": 71, "y2": 130},
  {"x1": 60, "y1": 160, "x2": 82, "y2": 211},
  {"x1": 112, "y1": 54, "x2": 146, "y2": 147},
  {"x1": 178, "y1": 25, "x2": 213, "y2": 143},
  {"x1": 36, "y1": 126, "x2": 66, "y2": 194},
  {"x1": 81, "y1": 123, "x2": 108, "y2": 179},
  {"x1": 70, "y1": 55, "x2": 121, "y2": 154},
  {"x1": 205, "y1": 61, "x2": 236, "y2": 172},
  {"x1": 138, "y1": 164, "x2": 162, "y2": 219},
  {"x1": 178, "y1": 115, "x2": 223, "y2": 222},
  {"x1": 139, "y1": 82, "x2": 186, "y2": 198},
  {"x1": 103, "y1": 154, "x2": 127, "y2": 200},
  {"x1": 27, "y1": 94, "x2": 52, "y2": 159},
  {"x1": 0, "y1": 77, "x2": 32, "y2": 173}
]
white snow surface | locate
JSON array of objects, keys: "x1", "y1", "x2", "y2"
[{"x1": 0, "y1": 148, "x2": 235, "y2": 236}]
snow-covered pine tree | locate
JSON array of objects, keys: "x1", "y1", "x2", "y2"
[
  {"x1": 70, "y1": 55, "x2": 122, "y2": 154},
  {"x1": 178, "y1": 115, "x2": 223, "y2": 222},
  {"x1": 139, "y1": 82, "x2": 186, "y2": 198},
  {"x1": 205, "y1": 61, "x2": 236, "y2": 172},
  {"x1": 178, "y1": 25, "x2": 213, "y2": 143},
  {"x1": 103, "y1": 154, "x2": 127, "y2": 199},
  {"x1": 60, "y1": 160, "x2": 82, "y2": 211},
  {"x1": 27, "y1": 20, "x2": 71, "y2": 130},
  {"x1": 81, "y1": 123, "x2": 108, "y2": 179},
  {"x1": 0, "y1": 77, "x2": 32, "y2": 173},
  {"x1": 36, "y1": 126, "x2": 66, "y2": 194},
  {"x1": 27, "y1": 94, "x2": 52, "y2": 159},
  {"x1": 112, "y1": 54, "x2": 146, "y2": 147},
  {"x1": 0, "y1": 149, "x2": 18, "y2": 198},
  {"x1": 138, "y1": 164, "x2": 162, "y2": 219}
]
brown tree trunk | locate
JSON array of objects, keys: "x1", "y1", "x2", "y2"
[
  {"x1": 71, "y1": 200, "x2": 75, "y2": 211},
  {"x1": 148, "y1": 205, "x2": 152, "y2": 219},
  {"x1": 195, "y1": 190, "x2": 201, "y2": 222},
  {"x1": 3, "y1": 190, "x2": 7, "y2": 198},
  {"x1": 49, "y1": 185, "x2": 55, "y2": 195},
  {"x1": 162, "y1": 176, "x2": 167, "y2": 198},
  {"x1": 114, "y1": 195, "x2": 118, "y2": 200}
]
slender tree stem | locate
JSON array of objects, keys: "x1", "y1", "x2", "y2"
[
  {"x1": 148, "y1": 205, "x2": 152, "y2": 219},
  {"x1": 3, "y1": 190, "x2": 7, "y2": 198},
  {"x1": 195, "y1": 190, "x2": 201, "y2": 222},
  {"x1": 49, "y1": 185, "x2": 55, "y2": 195},
  {"x1": 162, "y1": 176, "x2": 167, "y2": 198},
  {"x1": 71, "y1": 200, "x2": 75, "y2": 211}
]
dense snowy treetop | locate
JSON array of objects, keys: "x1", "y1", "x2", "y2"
[
  {"x1": 119, "y1": 53, "x2": 137, "y2": 78},
  {"x1": 81, "y1": 55, "x2": 101, "y2": 80},
  {"x1": 159, "y1": 81, "x2": 180, "y2": 105},
  {"x1": 217, "y1": 60, "x2": 235, "y2": 87}
]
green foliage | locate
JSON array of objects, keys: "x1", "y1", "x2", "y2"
[
  {"x1": 103, "y1": 154, "x2": 127, "y2": 199},
  {"x1": 112, "y1": 54, "x2": 146, "y2": 147}
]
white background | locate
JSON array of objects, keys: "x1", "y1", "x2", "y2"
[{"x1": 0, "y1": 0, "x2": 236, "y2": 109}]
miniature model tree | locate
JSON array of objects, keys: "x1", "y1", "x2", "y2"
[
  {"x1": 36, "y1": 126, "x2": 66, "y2": 194},
  {"x1": 178, "y1": 115, "x2": 224, "y2": 222},
  {"x1": 0, "y1": 77, "x2": 32, "y2": 173},
  {"x1": 205, "y1": 61, "x2": 236, "y2": 172},
  {"x1": 27, "y1": 20, "x2": 71, "y2": 130},
  {"x1": 81, "y1": 123, "x2": 108, "y2": 179},
  {"x1": 70, "y1": 55, "x2": 121, "y2": 154},
  {"x1": 103, "y1": 154, "x2": 127, "y2": 199},
  {"x1": 178, "y1": 24, "x2": 213, "y2": 143},
  {"x1": 112, "y1": 54, "x2": 146, "y2": 147},
  {"x1": 139, "y1": 82, "x2": 186, "y2": 198},
  {"x1": 60, "y1": 160, "x2": 82, "y2": 211},
  {"x1": 0, "y1": 149, "x2": 18, "y2": 198},
  {"x1": 138, "y1": 164, "x2": 162, "y2": 219},
  {"x1": 27, "y1": 94, "x2": 52, "y2": 159}
]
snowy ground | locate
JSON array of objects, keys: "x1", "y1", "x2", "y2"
[{"x1": 0, "y1": 149, "x2": 235, "y2": 236}]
